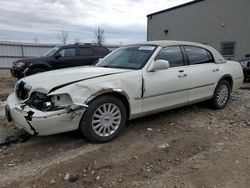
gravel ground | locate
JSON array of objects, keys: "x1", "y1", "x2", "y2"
[{"x1": 0, "y1": 69, "x2": 249, "y2": 188}]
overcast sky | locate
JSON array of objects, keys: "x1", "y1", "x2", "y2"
[{"x1": 0, "y1": 0, "x2": 192, "y2": 44}]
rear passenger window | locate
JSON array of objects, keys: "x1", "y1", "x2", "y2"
[
  {"x1": 155, "y1": 46, "x2": 184, "y2": 68},
  {"x1": 184, "y1": 46, "x2": 213, "y2": 65},
  {"x1": 93, "y1": 47, "x2": 109, "y2": 56},
  {"x1": 78, "y1": 48, "x2": 94, "y2": 56}
]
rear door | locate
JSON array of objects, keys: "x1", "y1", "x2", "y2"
[
  {"x1": 182, "y1": 45, "x2": 222, "y2": 102},
  {"x1": 75, "y1": 47, "x2": 97, "y2": 66}
]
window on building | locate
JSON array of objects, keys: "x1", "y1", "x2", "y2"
[
  {"x1": 184, "y1": 46, "x2": 213, "y2": 65},
  {"x1": 220, "y1": 42, "x2": 236, "y2": 56},
  {"x1": 58, "y1": 48, "x2": 76, "y2": 57},
  {"x1": 78, "y1": 47, "x2": 94, "y2": 56},
  {"x1": 155, "y1": 46, "x2": 184, "y2": 68}
]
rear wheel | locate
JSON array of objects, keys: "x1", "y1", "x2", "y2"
[
  {"x1": 212, "y1": 80, "x2": 231, "y2": 109},
  {"x1": 79, "y1": 95, "x2": 127, "y2": 143}
]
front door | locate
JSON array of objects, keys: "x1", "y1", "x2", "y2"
[
  {"x1": 52, "y1": 47, "x2": 76, "y2": 69},
  {"x1": 143, "y1": 46, "x2": 189, "y2": 113}
]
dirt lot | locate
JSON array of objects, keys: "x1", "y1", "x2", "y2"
[{"x1": 0, "y1": 69, "x2": 249, "y2": 188}]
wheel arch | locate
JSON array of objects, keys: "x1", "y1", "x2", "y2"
[
  {"x1": 84, "y1": 89, "x2": 131, "y2": 119},
  {"x1": 218, "y1": 74, "x2": 233, "y2": 91}
]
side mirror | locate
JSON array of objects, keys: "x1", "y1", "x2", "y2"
[
  {"x1": 55, "y1": 54, "x2": 62, "y2": 59},
  {"x1": 148, "y1": 59, "x2": 169, "y2": 72}
]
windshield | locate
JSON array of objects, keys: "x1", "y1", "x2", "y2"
[
  {"x1": 96, "y1": 45, "x2": 157, "y2": 70},
  {"x1": 43, "y1": 47, "x2": 59, "y2": 57}
]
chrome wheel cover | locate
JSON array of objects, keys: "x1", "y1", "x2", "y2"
[
  {"x1": 92, "y1": 103, "x2": 121, "y2": 137},
  {"x1": 216, "y1": 84, "x2": 229, "y2": 106}
]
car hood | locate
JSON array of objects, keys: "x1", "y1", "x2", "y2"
[
  {"x1": 22, "y1": 66, "x2": 130, "y2": 93},
  {"x1": 15, "y1": 56, "x2": 50, "y2": 64}
]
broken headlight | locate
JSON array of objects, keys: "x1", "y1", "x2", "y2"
[{"x1": 27, "y1": 92, "x2": 73, "y2": 111}]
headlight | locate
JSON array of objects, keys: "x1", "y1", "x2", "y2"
[
  {"x1": 16, "y1": 61, "x2": 27, "y2": 68},
  {"x1": 27, "y1": 92, "x2": 73, "y2": 111},
  {"x1": 240, "y1": 61, "x2": 248, "y2": 68},
  {"x1": 51, "y1": 94, "x2": 73, "y2": 108}
]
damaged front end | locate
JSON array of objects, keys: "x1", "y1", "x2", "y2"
[{"x1": 6, "y1": 86, "x2": 87, "y2": 136}]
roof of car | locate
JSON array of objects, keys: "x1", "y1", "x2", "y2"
[
  {"x1": 133, "y1": 40, "x2": 226, "y2": 63},
  {"x1": 58, "y1": 43, "x2": 104, "y2": 48},
  {"x1": 137, "y1": 40, "x2": 208, "y2": 48}
]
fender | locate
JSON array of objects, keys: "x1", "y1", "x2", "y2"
[
  {"x1": 29, "y1": 62, "x2": 52, "y2": 70},
  {"x1": 84, "y1": 88, "x2": 130, "y2": 105},
  {"x1": 25, "y1": 62, "x2": 52, "y2": 75},
  {"x1": 84, "y1": 88, "x2": 131, "y2": 118}
]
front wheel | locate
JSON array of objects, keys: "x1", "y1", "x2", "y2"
[
  {"x1": 79, "y1": 95, "x2": 127, "y2": 143},
  {"x1": 212, "y1": 80, "x2": 231, "y2": 109}
]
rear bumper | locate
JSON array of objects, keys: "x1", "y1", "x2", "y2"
[
  {"x1": 233, "y1": 76, "x2": 244, "y2": 90},
  {"x1": 6, "y1": 93, "x2": 86, "y2": 136}
]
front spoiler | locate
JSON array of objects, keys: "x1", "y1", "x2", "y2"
[{"x1": 6, "y1": 93, "x2": 86, "y2": 136}]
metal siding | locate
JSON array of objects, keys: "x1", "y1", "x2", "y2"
[
  {"x1": 0, "y1": 44, "x2": 23, "y2": 57},
  {"x1": 147, "y1": 0, "x2": 250, "y2": 61},
  {"x1": 0, "y1": 42, "x2": 55, "y2": 68},
  {"x1": 0, "y1": 57, "x2": 20, "y2": 68},
  {"x1": 23, "y1": 46, "x2": 52, "y2": 57}
]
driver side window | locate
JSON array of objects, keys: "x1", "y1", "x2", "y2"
[
  {"x1": 155, "y1": 46, "x2": 184, "y2": 68},
  {"x1": 58, "y1": 48, "x2": 76, "y2": 58}
]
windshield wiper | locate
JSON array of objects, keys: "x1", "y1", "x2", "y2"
[{"x1": 99, "y1": 65, "x2": 111, "y2": 68}]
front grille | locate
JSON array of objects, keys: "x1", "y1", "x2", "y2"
[{"x1": 16, "y1": 81, "x2": 32, "y2": 100}]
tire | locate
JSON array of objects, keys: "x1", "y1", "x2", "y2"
[
  {"x1": 212, "y1": 80, "x2": 231, "y2": 109},
  {"x1": 79, "y1": 95, "x2": 127, "y2": 143},
  {"x1": 29, "y1": 68, "x2": 46, "y2": 75}
]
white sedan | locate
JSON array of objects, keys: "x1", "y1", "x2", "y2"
[{"x1": 5, "y1": 41, "x2": 243, "y2": 142}]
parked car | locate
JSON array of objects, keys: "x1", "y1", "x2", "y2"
[
  {"x1": 5, "y1": 41, "x2": 243, "y2": 142},
  {"x1": 10, "y1": 43, "x2": 110, "y2": 78},
  {"x1": 240, "y1": 58, "x2": 250, "y2": 81}
]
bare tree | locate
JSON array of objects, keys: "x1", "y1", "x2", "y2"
[
  {"x1": 74, "y1": 38, "x2": 80, "y2": 43},
  {"x1": 33, "y1": 36, "x2": 39, "y2": 44},
  {"x1": 94, "y1": 27, "x2": 105, "y2": 45},
  {"x1": 58, "y1": 31, "x2": 69, "y2": 44}
]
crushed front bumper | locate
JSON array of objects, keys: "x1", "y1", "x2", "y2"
[{"x1": 6, "y1": 93, "x2": 86, "y2": 136}]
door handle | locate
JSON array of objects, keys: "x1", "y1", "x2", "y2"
[
  {"x1": 178, "y1": 74, "x2": 187, "y2": 78},
  {"x1": 212, "y1": 68, "x2": 219, "y2": 72}
]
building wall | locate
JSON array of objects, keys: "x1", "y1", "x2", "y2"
[{"x1": 147, "y1": 0, "x2": 250, "y2": 61}]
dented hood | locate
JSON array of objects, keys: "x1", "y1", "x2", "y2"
[{"x1": 22, "y1": 66, "x2": 129, "y2": 93}]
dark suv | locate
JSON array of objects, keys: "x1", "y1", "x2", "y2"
[{"x1": 10, "y1": 43, "x2": 110, "y2": 78}]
